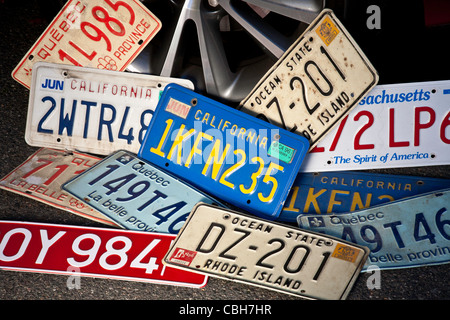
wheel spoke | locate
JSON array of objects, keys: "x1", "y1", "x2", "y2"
[
  {"x1": 218, "y1": 0, "x2": 291, "y2": 58},
  {"x1": 243, "y1": 0, "x2": 323, "y2": 23}
]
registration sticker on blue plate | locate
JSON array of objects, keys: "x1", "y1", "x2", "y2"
[
  {"x1": 138, "y1": 84, "x2": 310, "y2": 220},
  {"x1": 279, "y1": 171, "x2": 450, "y2": 223},
  {"x1": 62, "y1": 150, "x2": 224, "y2": 234},
  {"x1": 26, "y1": 62, "x2": 194, "y2": 155},
  {"x1": 298, "y1": 189, "x2": 450, "y2": 270}
]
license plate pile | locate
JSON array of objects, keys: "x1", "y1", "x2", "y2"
[{"x1": 2, "y1": 2, "x2": 449, "y2": 300}]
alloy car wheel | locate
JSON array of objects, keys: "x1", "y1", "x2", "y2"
[{"x1": 128, "y1": 0, "x2": 325, "y2": 104}]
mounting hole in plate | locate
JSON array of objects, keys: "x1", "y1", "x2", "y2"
[{"x1": 165, "y1": 162, "x2": 169, "y2": 167}]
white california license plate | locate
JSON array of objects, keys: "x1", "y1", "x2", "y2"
[
  {"x1": 12, "y1": 0, "x2": 161, "y2": 88},
  {"x1": 239, "y1": 9, "x2": 378, "y2": 149},
  {"x1": 164, "y1": 203, "x2": 369, "y2": 300},
  {"x1": 301, "y1": 80, "x2": 450, "y2": 172},
  {"x1": 26, "y1": 62, "x2": 193, "y2": 155},
  {"x1": 0, "y1": 148, "x2": 116, "y2": 226}
]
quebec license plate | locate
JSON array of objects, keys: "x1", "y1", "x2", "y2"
[
  {"x1": 138, "y1": 84, "x2": 310, "y2": 220},
  {"x1": 0, "y1": 220, "x2": 207, "y2": 287},
  {"x1": 238, "y1": 9, "x2": 378, "y2": 149},
  {"x1": 26, "y1": 62, "x2": 193, "y2": 155},
  {"x1": 298, "y1": 189, "x2": 450, "y2": 271},
  {"x1": 279, "y1": 171, "x2": 450, "y2": 223},
  {"x1": 301, "y1": 80, "x2": 450, "y2": 172},
  {"x1": 164, "y1": 203, "x2": 369, "y2": 300},
  {"x1": 0, "y1": 148, "x2": 116, "y2": 226},
  {"x1": 12, "y1": 0, "x2": 161, "y2": 88},
  {"x1": 63, "y1": 150, "x2": 224, "y2": 234}
]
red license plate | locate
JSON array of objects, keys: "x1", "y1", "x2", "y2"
[
  {"x1": 0, "y1": 220, "x2": 207, "y2": 288},
  {"x1": 12, "y1": 0, "x2": 161, "y2": 88}
]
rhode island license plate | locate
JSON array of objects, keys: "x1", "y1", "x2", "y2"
[
  {"x1": 63, "y1": 150, "x2": 224, "y2": 234},
  {"x1": 298, "y1": 189, "x2": 450, "y2": 270},
  {"x1": 0, "y1": 148, "x2": 116, "y2": 226},
  {"x1": 0, "y1": 220, "x2": 207, "y2": 287},
  {"x1": 301, "y1": 80, "x2": 450, "y2": 171},
  {"x1": 164, "y1": 203, "x2": 369, "y2": 300},
  {"x1": 279, "y1": 171, "x2": 450, "y2": 223},
  {"x1": 12, "y1": 0, "x2": 161, "y2": 88},
  {"x1": 238, "y1": 9, "x2": 378, "y2": 149},
  {"x1": 26, "y1": 62, "x2": 193, "y2": 155},
  {"x1": 138, "y1": 84, "x2": 310, "y2": 220}
]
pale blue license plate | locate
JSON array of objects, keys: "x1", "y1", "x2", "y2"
[
  {"x1": 279, "y1": 171, "x2": 450, "y2": 223},
  {"x1": 62, "y1": 150, "x2": 224, "y2": 234},
  {"x1": 138, "y1": 84, "x2": 310, "y2": 220},
  {"x1": 297, "y1": 189, "x2": 450, "y2": 270}
]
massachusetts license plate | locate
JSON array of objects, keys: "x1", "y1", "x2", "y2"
[
  {"x1": 0, "y1": 148, "x2": 116, "y2": 226},
  {"x1": 12, "y1": 0, "x2": 161, "y2": 88},
  {"x1": 26, "y1": 62, "x2": 194, "y2": 155},
  {"x1": 63, "y1": 150, "x2": 224, "y2": 234},
  {"x1": 298, "y1": 189, "x2": 450, "y2": 271},
  {"x1": 138, "y1": 84, "x2": 310, "y2": 220},
  {"x1": 164, "y1": 203, "x2": 369, "y2": 300},
  {"x1": 0, "y1": 220, "x2": 207, "y2": 287},
  {"x1": 238, "y1": 9, "x2": 378, "y2": 149},
  {"x1": 301, "y1": 80, "x2": 450, "y2": 171},
  {"x1": 279, "y1": 171, "x2": 450, "y2": 223}
]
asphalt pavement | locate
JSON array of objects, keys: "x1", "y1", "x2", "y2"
[{"x1": 0, "y1": 0, "x2": 449, "y2": 308}]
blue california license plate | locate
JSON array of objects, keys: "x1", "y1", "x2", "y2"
[
  {"x1": 138, "y1": 84, "x2": 310, "y2": 219},
  {"x1": 62, "y1": 150, "x2": 224, "y2": 234},
  {"x1": 279, "y1": 171, "x2": 450, "y2": 223},
  {"x1": 297, "y1": 189, "x2": 450, "y2": 270}
]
